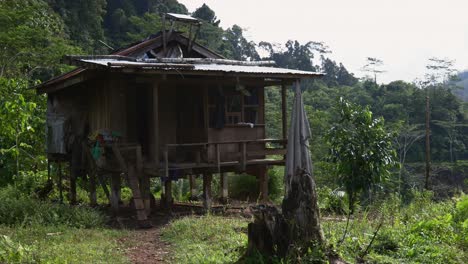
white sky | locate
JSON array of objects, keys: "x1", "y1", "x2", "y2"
[{"x1": 178, "y1": 0, "x2": 468, "y2": 84}]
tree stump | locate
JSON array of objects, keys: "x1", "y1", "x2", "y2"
[
  {"x1": 247, "y1": 205, "x2": 289, "y2": 257},
  {"x1": 247, "y1": 169, "x2": 324, "y2": 258}
]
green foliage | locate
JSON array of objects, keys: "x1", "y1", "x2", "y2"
[
  {"x1": 223, "y1": 25, "x2": 260, "y2": 61},
  {"x1": 229, "y1": 173, "x2": 259, "y2": 201},
  {"x1": 0, "y1": 235, "x2": 33, "y2": 263},
  {"x1": 0, "y1": 186, "x2": 106, "y2": 228},
  {"x1": 0, "y1": 225, "x2": 127, "y2": 263},
  {"x1": 192, "y1": 3, "x2": 220, "y2": 25},
  {"x1": 326, "y1": 98, "x2": 397, "y2": 212},
  {"x1": 317, "y1": 187, "x2": 348, "y2": 215},
  {"x1": 47, "y1": 0, "x2": 107, "y2": 53},
  {"x1": 161, "y1": 215, "x2": 247, "y2": 264},
  {"x1": 0, "y1": 0, "x2": 80, "y2": 79},
  {"x1": 323, "y1": 191, "x2": 467, "y2": 264},
  {"x1": 0, "y1": 78, "x2": 46, "y2": 183}
]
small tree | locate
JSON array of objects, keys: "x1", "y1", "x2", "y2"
[{"x1": 326, "y1": 98, "x2": 397, "y2": 242}]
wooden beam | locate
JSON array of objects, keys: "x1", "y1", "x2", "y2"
[
  {"x1": 258, "y1": 167, "x2": 269, "y2": 202},
  {"x1": 162, "y1": 15, "x2": 167, "y2": 56},
  {"x1": 58, "y1": 162, "x2": 63, "y2": 203},
  {"x1": 140, "y1": 172, "x2": 151, "y2": 215},
  {"x1": 110, "y1": 173, "x2": 121, "y2": 213},
  {"x1": 189, "y1": 175, "x2": 197, "y2": 200},
  {"x1": 163, "y1": 179, "x2": 173, "y2": 209},
  {"x1": 128, "y1": 165, "x2": 151, "y2": 227},
  {"x1": 281, "y1": 84, "x2": 287, "y2": 140},
  {"x1": 241, "y1": 142, "x2": 247, "y2": 172},
  {"x1": 203, "y1": 173, "x2": 212, "y2": 211},
  {"x1": 220, "y1": 173, "x2": 228, "y2": 204},
  {"x1": 89, "y1": 170, "x2": 97, "y2": 206},
  {"x1": 153, "y1": 83, "x2": 160, "y2": 168},
  {"x1": 69, "y1": 165, "x2": 77, "y2": 205}
]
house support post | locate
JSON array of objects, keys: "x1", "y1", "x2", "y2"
[
  {"x1": 140, "y1": 172, "x2": 152, "y2": 215},
  {"x1": 128, "y1": 165, "x2": 151, "y2": 228},
  {"x1": 189, "y1": 175, "x2": 197, "y2": 200},
  {"x1": 281, "y1": 84, "x2": 288, "y2": 141},
  {"x1": 69, "y1": 162, "x2": 77, "y2": 205},
  {"x1": 162, "y1": 179, "x2": 173, "y2": 209},
  {"x1": 110, "y1": 173, "x2": 121, "y2": 213},
  {"x1": 58, "y1": 162, "x2": 63, "y2": 203},
  {"x1": 89, "y1": 171, "x2": 97, "y2": 206},
  {"x1": 220, "y1": 172, "x2": 228, "y2": 204},
  {"x1": 259, "y1": 167, "x2": 269, "y2": 202},
  {"x1": 203, "y1": 173, "x2": 212, "y2": 211}
]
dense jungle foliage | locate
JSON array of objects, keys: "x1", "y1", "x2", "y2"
[{"x1": 0, "y1": 0, "x2": 467, "y2": 263}]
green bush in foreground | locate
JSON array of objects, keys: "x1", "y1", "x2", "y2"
[
  {"x1": 0, "y1": 235, "x2": 33, "y2": 263},
  {"x1": 0, "y1": 186, "x2": 106, "y2": 228}
]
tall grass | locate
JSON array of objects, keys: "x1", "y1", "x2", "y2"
[
  {"x1": 0, "y1": 186, "x2": 126, "y2": 263},
  {"x1": 0, "y1": 185, "x2": 106, "y2": 228},
  {"x1": 323, "y1": 191, "x2": 468, "y2": 264}
]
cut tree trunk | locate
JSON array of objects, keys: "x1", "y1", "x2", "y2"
[{"x1": 247, "y1": 169, "x2": 324, "y2": 258}]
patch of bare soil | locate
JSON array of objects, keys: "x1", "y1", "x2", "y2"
[
  {"x1": 110, "y1": 206, "x2": 175, "y2": 264},
  {"x1": 120, "y1": 222, "x2": 171, "y2": 264},
  {"x1": 111, "y1": 201, "x2": 253, "y2": 263}
]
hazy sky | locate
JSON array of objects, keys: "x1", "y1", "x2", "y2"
[{"x1": 178, "y1": 0, "x2": 468, "y2": 83}]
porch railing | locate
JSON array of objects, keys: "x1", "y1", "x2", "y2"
[{"x1": 163, "y1": 138, "x2": 287, "y2": 177}]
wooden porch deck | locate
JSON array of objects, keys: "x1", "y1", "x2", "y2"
[{"x1": 145, "y1": 138, "x2": 287, "y2": 177}]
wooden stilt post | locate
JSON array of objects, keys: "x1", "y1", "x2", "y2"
[
  {"x1": 89, "y1": 171, "x2": 97, "y2": 206},
  {"x1": 140, "y1": 172, "x2": 151, "y2": 215},
  {"x1": 189, "y1": 175, "x2": 197, "y2": 200},
  {"x1": 58, "y1": 162, "x2": 63, "y2": 203},
  {"x1": 259, "y1": 167, "x2": 269, "y2": 202},
  {"x1": 128, "y1": 165, "x2": 151, "y2": 228},
  {"x1": 163, "y1": 179, "x2": 173, "y2": 209},
  {"x1": 220, "y1": 172, "x2": 228, "y2": 204},
  {"x1": 203, "y1": 173, "x2": 212, "y2": 211},
  {"x1": 281, "y1": 84, "x2": 288, "y2": 141},
  {"x1": 69, "y1": 163, "x2": 77, "y2": 205},
  {"x1": 110, "y1": 173, "x2": 121, "y2": 212}
]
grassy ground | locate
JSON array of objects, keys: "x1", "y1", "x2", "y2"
[
  {"x1": 161, "y1": 193, "x2": 467, "y2": 264},
  {"x1": 160, "y1": 215, "x2": 248, "y2": 264},
  {"x1": 0, "y1": 225, "x2": 128, "y2": 263},
  {"x1": 0, "y1": 186, "x2": 129, "y2": 263}
]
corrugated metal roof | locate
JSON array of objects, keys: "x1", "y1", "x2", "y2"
[
  {"x1": 79, "y1": 59, "x2": 323, "y2": 77},
  {"x1": 166, "y1": 13, "x2": 200, "y2": 23}
]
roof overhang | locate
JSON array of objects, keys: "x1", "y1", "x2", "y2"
[{"x1": 70, "y1": 58, "x2": 324, "y2": 79}]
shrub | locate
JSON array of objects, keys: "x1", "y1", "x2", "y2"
[
  {"x1": 229, "y1": 173, "x2": 259, "y2": 201},
  {"x1": 267, "y1": 167, "x2": 284, "y2": 203},
  {"x1": 0, "y1": 235, "x2": 34, "y2": 263},
  {"x1": 317, "y1": 187, "x2": 348, "y2": 215},
  {"x1": 0, "y1": 186, "x2": 106, "y2": 228}
]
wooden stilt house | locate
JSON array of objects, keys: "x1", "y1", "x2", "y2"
[{"x1": 35, "y1": 13, "x2": 322, "y2": 224}]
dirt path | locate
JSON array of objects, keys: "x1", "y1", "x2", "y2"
[
  {"x1": 121, "y1": 226, "x2": 171, "y2": 264},
  {"x1": 115, "y1": 214, "x2": 174, "y2": 264},
  {"x1": 115, "y1": 203, "x2": 247, "y2": 263}
]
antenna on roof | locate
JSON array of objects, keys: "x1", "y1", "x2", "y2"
[
  {"x1": 98, "y1": 40, "x2": 114, "y2": 51},
  {"x1": 162, "y1": 13, "x2": 202, "y2": 56}
]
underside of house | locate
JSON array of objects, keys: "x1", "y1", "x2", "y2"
[{"x1": 35, "y1": 14, "x2": 322, "y2": 225}]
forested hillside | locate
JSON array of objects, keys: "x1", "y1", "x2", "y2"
[
  {"x1": 2, "y1": 0, "x2": 466, "y2": 187},
  {"x1": 0, "y1": 1, "x2": 467, "y2": 263}
]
